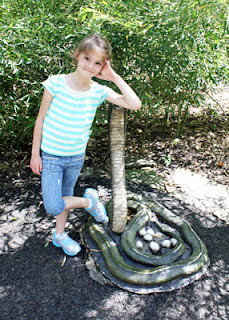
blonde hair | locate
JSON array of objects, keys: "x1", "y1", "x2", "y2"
[{"x1": 73, "y1": 34, "x2": 112, "y2": 64}]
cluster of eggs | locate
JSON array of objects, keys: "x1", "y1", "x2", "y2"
[{"x1": 135, "y1": 227, "x2": 177, "y2": 252}]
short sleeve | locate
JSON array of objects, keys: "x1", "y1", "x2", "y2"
[
  {"x1": 98, "y1": 84, "x2": 112, "y2": 105},
  {"x1": 42, "y1": 75, "x2": 56, "y2": 96}
]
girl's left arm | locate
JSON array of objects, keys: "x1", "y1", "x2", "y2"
[{"x1": 96, "y1": 61, "x2": 141, "y2": 111}]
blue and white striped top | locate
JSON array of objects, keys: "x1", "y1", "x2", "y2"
[{"x1": 41, "y1": 74, "x2": 111, "y2": 156}]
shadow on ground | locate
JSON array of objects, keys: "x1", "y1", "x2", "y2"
[{"x1": 0, "y1": 176, "x2": 228, "y2": 320}]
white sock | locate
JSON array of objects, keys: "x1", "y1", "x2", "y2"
[
  {"x1": 86, "y1": 198, "x2": 93, "y2": 209},
  {"x1": 55, "y1": 232, "x2": 65, "y2": 239}
]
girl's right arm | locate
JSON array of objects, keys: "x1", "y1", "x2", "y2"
[{"x1": 30, "y1": 89, "x2": 53, "y2": 176}]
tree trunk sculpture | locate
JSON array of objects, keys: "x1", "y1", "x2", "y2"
[
  {"x1": 83, "y1": 104, "x2": 209, "y2": 293},
  {"x1": 109, "y1": 105, "x2": 128, "y2": 233}
]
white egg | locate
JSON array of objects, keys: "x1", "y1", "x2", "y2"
[
  {"x1": 139, "y1": 227, "x2": 147, "y2": 237},
  {"x1": 161, "y1": 240, "x2": 171, "y2": 248},
  {"x1": 149, "y1": 241, "x2": 160, "y2": 252},
  {"x1": 170, "y1": 238, "x2": 177, "y2": 246},
  {"x1": 136, "y1": 240, "x2": 143, "y2": 249},
  {"x1": 146, "y1": 228, "x2": 155, "y2": 236},
  {"x1": 143, "y1": 234, "x2": 153, "y2": 242}
]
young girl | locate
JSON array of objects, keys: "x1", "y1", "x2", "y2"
[{"x1": 30, "y1": 34, "x2": 141, "y2": 256}]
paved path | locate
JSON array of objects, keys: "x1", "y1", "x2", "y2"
[{"x1": 170, "y1": 168, "x2": 229, "y2": 224}]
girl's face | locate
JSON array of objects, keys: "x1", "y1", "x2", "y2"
[{"x1": 76, "y1": 46, "x2": 106, "y2": 78}]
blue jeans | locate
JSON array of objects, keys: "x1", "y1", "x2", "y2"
[{"x1": 41, "y1": 152, "x2": 85, "y2": 216}]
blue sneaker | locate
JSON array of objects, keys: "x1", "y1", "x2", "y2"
[
  {"x1": 83, "y1": 188, "x2": 109, "y2": 223},
  {"x1": 52, "y1": 231, "x2": 81, "y2": 256}
]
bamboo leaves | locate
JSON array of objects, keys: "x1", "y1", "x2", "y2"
[{"x1": 0, "y1": 0, "x2": 228, "y2": 148}]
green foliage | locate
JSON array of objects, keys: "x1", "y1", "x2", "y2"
[
  {"x1": 78, "y1": 0, "x2": 229, "y2": 135},
  {"x1": 0, "y1": 0, "x2": 228, "y2": 150},
  {"x1": 0, "y1": 0, "x2": 85, "y2": 148}
]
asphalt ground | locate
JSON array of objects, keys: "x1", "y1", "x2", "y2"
[{"x1": 0, "y1": 176, "x2": 228, "y2": 320}]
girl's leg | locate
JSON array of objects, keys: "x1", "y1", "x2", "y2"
[
  {"x1": 57, "y1": 154, "x2": 86, "y2": 233},
  {"x1": 62, "y1": 196, "x2": 89, "y2": 211},
  {"x1": 41, "y1": 152, "x2": 84, "y2": 256},
  {"x1": 55, "y1": 197, "x2": 90, "y2": 234},
  {"x1": 55, "y1": 201, "x2": 91, "y2": 234},
  {"x1": 57, "y1": 153, "x2": 107, "y2": 224},
  {"x1": 41, "y1": 154, "x2": 66, "y2": 218},
  {"x1": 55, "y1": 209, "x2": 69, "y2": 234},
  {"x1": 63, "y1": 190, "x2": 108, "y2": 223}
]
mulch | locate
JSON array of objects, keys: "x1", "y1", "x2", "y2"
[{"x1": 0, "y1": 170, "x2": 228, "y2": 320}]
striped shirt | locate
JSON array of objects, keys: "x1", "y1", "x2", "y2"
[{"x1": 41, "y1": 74, "x2": 111, "y2": 156}]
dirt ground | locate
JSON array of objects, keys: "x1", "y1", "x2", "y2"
[
  {"x1": 0, "y1": 87, "x2": 228, "y2": 319},
  {"x1": 0, "y1": 173, "x2": 228, "y2": 320}
]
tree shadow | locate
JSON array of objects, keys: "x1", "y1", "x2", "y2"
[{"x1": 0, "y1": 176, "x2": 228, "y2": 320}]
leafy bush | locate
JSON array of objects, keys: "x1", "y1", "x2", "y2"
[
  {"x1": 0, "y1": 0, "x2": 85, "y2": 148},
  {"x1": 78, "y1": 0, "x2": 229, "y2": 135},
  {"x1": 0, "y1": 0, "x2": 228, "y2": 150}
]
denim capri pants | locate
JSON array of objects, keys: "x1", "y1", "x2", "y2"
[{"x1": 41, "y1": 152, "x2": 85, "y2": 216}]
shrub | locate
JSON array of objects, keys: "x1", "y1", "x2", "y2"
[{"x1": 0, "y1": 0, "x2": 228, "y2": 150}]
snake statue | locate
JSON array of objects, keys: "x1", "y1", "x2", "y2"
[{"x1": 82, "y1": 106, "x2": 209, "y2": 293}]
